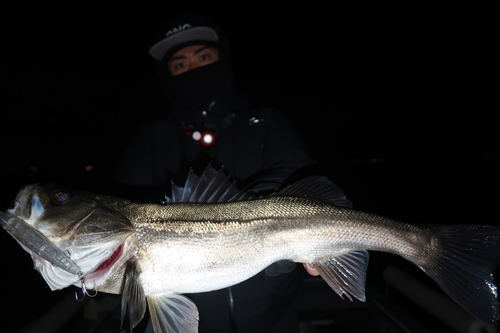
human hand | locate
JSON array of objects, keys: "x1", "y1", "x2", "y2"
[{"x1": 303, "y1": 263, "x2": 320, "y2": 276}]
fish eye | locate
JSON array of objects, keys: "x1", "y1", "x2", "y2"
[{"x1": 54, "y1": 191, "x2": 71, "y2": 205}]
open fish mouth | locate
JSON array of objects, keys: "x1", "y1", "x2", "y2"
[
  {"x1": 0, "y1": 210, "x2": 85, "y2": 290},
  {"x1": 0, "y1": 211, "x2": 83, "y2": 276},
  {"x1": 1, "y1": 184, "x2": 136, "y2": 291},
  {"x1": 30, "y1": 239, "x2": 133, "y2": 291},
  {"x1": 0, "y1": 211, "x2": 131, "y2": 290}
]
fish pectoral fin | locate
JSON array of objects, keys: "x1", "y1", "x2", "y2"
[
  {"x1": 312, "y1": 250, "x2": 369, "y2": 302},
  {"x1": 121, "y1": 260, "x2": 146, "y2": 330},
  {"x1": 147, "y1": 293, "x2": 199, "y2": 333}
]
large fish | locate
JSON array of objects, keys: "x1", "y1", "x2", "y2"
[{"x1": 1, "y1": 165, "x2": 500, "y2": 333}]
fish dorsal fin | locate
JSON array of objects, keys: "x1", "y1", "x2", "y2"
[
  {"x1": 121, "y1": 260, "x2": 146, "y2": 331},
  {"x1": 171, "y1": 168, "x2": 197, "y2": 202},
  {"x1": 147, "y1": 293, "x2": 199, "y2": 333},
  {"x1": 164, "y1": 164, "x2": 255, "y2": 204},
  {"x1": 312, "y1": 250, "x2": 369, "y2": 302},
  {"x1": 276, "y1": 176, "x2": 353, "y2": 208}
]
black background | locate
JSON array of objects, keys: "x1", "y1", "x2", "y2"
[{"x1": 0, "y1": 3, "x2": 498, "y2": 332}]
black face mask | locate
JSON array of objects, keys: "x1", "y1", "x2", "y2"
[{"x1": 161, "y1": 61, "x2": 231, "y2": 112}]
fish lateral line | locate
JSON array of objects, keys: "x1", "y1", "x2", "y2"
[{"x1": 3, "y1": 167, "x2": 500, "y2": 330}]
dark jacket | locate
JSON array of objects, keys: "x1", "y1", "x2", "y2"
[
  {"x1": 114, "y1": 106, "x2": 314, "y2": 197},
  {"x1": 114, "y1": 104, "x2": 314, "y2": 332}
]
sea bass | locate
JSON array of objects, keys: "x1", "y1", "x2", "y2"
[{"x1": 2, "y1": 166, "x2": 500, "y2": 333}]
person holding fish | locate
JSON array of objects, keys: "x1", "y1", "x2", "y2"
[
  {"x1": 3, "y1": 15, "x2": 498, "y2": 331},
  {"x1": 114, "y1": 13, "x2": 325, "y2": 333}
]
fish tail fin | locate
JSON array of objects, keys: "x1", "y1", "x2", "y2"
[{"x1": 418, "y1": 225, "x2": 500, "y2": 324}]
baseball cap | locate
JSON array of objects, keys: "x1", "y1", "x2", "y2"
[{"x1": 149, "y1": 15, "x2": 220, "y2": 61}]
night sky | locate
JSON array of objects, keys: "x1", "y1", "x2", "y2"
[{"x1": 0, "y1": 4, "x2": 498, "y2": 332}]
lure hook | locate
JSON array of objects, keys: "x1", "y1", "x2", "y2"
[{"x1": 75, "y1": 272, "x2": 97, "y2": 301}]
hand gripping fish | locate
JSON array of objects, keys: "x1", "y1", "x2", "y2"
[{"x1": 1, "y1": 165, "x2": 500, "y2": 333}]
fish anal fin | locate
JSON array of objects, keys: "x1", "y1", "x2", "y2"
[
  {"x1": 147, "y1": 293, "x2": 199, "y2": 333},
  {"x1": 121, "y1": 260, "x2": 146, "y2": 331},
  {"x1": 312, "y1": 250, "x2": 369, "y2": 302}
]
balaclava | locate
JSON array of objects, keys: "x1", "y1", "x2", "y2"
[{"x1": 149, "y1": 15, "x2": 249, "y2": 125}]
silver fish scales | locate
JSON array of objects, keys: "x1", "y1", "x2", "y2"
[{"x1": 2, "y1": 165, "x2": 500, "y2": 332}]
